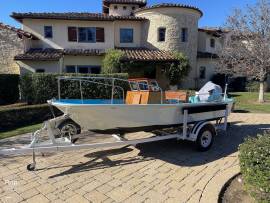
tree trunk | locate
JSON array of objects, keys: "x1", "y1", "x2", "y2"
[{"x1": 258, "y1": 81, "x2": 265, "y2": 103}]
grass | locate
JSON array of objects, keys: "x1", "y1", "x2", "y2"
[
  {"x1": 230, "y1": 92, "x2": 270, "y2": 113},
  {"x1": 0, "y1": 123, "x2": 43, "y2": 140}
]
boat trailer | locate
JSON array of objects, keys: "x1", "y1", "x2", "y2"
[{"x1": 0, "y1": 106, "x2": 229, "y2": 171}]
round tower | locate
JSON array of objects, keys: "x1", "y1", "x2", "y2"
[{"x1": 135, "y1": 4, "x2": 203, "y2": 88}]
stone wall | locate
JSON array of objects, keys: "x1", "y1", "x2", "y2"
[{"x1": 0, "y1": 26, "x2": 23, "y2": 74}]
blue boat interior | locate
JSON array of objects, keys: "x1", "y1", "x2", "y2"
[
  {"x1": 54, "y1": 97, "x2": 233, "y2": 105},
  {"x1": 55, "y1": 99, "x2": 125, "y2": 104}
]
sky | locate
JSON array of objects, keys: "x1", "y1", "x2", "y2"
[{"x1": 0, "y1": 0, "x2": 257, "y2": 28}]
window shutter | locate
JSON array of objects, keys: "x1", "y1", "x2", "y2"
[
  {"x1": 96, "y1": 27, "x2": 105, "y2": 42},
  {"x1": 68, "y1": 27, "x2": 77, "y2": 42}
]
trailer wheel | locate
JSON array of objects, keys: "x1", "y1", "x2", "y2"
[
  {"x1": 27, "y1": 163, "x2": 36, "y2": 171},
  {"x1": 58, "y1": 120, "x2": 81, "y2": 144},
  {"x1": 196, "y1": 124, "x2": 215, "y2": 151}
]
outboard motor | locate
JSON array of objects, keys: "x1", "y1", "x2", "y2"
[{"x1": 198, "y1": 81, "x2": 223, "y2": 102}]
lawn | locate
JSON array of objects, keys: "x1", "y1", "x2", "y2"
[
  {"x1": 230, "y1": 92, "x2": 270, "y2": 113},
  {"x1": 0, "y1": 123, "x2": 43, "y2": 140}
]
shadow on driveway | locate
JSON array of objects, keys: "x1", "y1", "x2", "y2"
[{"x1": 48, "y1": 122, "x2": 270, "y2": 178}]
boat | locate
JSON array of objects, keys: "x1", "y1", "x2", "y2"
[
  {"x1": 0, "y1": 77, "x2": 234, "y2": 171},
  {"x1": 49, "y1": 77, "x2": 234, "y2": 134}
]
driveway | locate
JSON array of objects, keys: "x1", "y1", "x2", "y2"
[{"x1": 0, "y1": 113, "x2": 270, "y2": 203}]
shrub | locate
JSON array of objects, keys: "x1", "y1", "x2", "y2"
[
  {"x1": 239, "y1": 133, "x2": 270, "y2": 203},
  {"x1": 0, "y1": 74, "x2": 19, "y2": 105},
  {"x1": 166, "y1": 52, "x2": 191, "y2": 85},
  {"x1": 0, "y1": 104, "x2": 62, "y2": 131},
  {"x1": 102, "y1": 49, "x2": 125, "y2": 73},
  {"x1": 20, "y1": 73, "x2": 129, "y2": 104}
]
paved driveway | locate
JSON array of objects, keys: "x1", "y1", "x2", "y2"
[{"x1": 0, "y1": 113, "x2": 270, "y2": 203}]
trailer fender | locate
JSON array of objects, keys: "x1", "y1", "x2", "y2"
[{"x1": 189, "y1": 121, "x2": 216, "y2": 141}]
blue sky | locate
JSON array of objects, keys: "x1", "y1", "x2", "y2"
[{"x1": 0, "y1": 0, "x2": 256, "y2": 28}]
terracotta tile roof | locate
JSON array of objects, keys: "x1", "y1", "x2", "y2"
[
  {"x1": 14, "y1": 49, "x2": 63, "y2": 61},
  {"x1": 135, "y1": 3, "x2": 203, "y2": 17},
  {"x1": 63, "y1": 49, "x2": 106, "y2": 56},
  {"x1": 198, "y1": 27, "x2": 229, "y2": 37},
  {"x1": 197, "y1": 51, "x2": 218, "y2": 59},
  {"x1": 15, "y1": 48, "x2": 177, "y2": 62},
  {"x1": 14, "y1": 48, "x2": 106, "y2": 61},
  {"x1": 103, "y1": 0, "x2": 147, "y2": 13},
  {"x1": 11, "y1": 12, "x2": 146, "y2": 22},
  {"x1": 118, "y1": 47, "x2": 178, "y2": 62},
  {"x1": 0, "y1": 22, "x2": 38, "y2": 40}
]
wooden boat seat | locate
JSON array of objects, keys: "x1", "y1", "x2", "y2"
[
  {"x1": 165, "y1": 91, "x2": 189, "y2": 103},
  {"x1": 126, "y1": 91, "x2": 164, "y2": 104}
]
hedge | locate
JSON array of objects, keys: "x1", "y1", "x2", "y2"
[
  {"x1": 0, "y1": 104, "x2": 62, "y2": 132},
  {"x1": 20, "y1": 73, "x2": 129, "y2": 104},
  {"x1": 0, "y1": 74, "x2": 20, "y2": 105},
  {"x1": 239, "y1": 134, "x2": 270, "y2": 203}
]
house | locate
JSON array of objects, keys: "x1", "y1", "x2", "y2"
[
  {"x1": 11, "y1": 0, "x2": 228, "y2": 89},
  {"x1": 0, "y1": 22, "x2": 29, "y2": 74}
]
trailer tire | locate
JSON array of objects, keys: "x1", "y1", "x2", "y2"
[
  {"x1": 58, "y1": 120, "x2": 81, "y2": 144},
  {"x1": 196, "y1": 124, "x2": 215, "y2": 152}
]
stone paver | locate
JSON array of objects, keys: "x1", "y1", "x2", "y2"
[{"x1": 0, "y1": 113, "x2": 269, "y2": 203}]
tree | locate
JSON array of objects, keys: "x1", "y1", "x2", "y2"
[
  {"x1": 101, "y1": 49, "x2": 124, "y2": 73},
  {"x1": 166, "y1": 52, "x2": 190, "y2": 86},
  {"x1": 217, "y1": 0, "x2": 270, "y2": 103}
]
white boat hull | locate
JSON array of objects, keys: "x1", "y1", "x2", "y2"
[{"x1": 52, "y1": 101, "x2": 233, "y2": 132}]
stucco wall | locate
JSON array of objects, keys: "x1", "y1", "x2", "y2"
[
  {"x1": 22, "y1": 19, "x2": 143, "y2": 50},
  {"x1": 19, "y1": 60, "x2": 60, "y2": 74},
  {"x1": 63, "y1": 55, "x2": 103, "y2": 70},
  {"x1": 109, "y1": 4, "x2": 139, "y2": 16},
  {"x1": 114, "y1": 20, "x2": 142, "y2": 48},
  {"x1": 19, "y1": 55, "x2": 104, "y2": 73},
  {"x1": 198, "y1": 31, "x2": 223, "y2": 54},
  {"x1": 197, "y1": 58, "x2": 217, "y2": 88},
  {"x1": 136, "y1": 7, "x2": 201, "y2": 88}
]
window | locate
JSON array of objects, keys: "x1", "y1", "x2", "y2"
[
  {"x1": 78, "y1": 66, "x2": 89, "y2": 73},
  {"x1": 68, "y1": 27, "x2": 77, "y2": 42},
  {"x1": 68, "y1": 27, "x2": 104, "y2": 43},
  {"x1": 66, "y1": 65, "x2": 101, "y2": 74},
  {"x1": 120, "y1": 28, "x2": 133, "y2": 43},
  {"x1": 78, "y1": 66, "x2": 101, "y2": 74},
  {"x1": 66, "y1": 66, "x2": 76, "y2": 73},
  {"x1": 114, "y1": 5, "x2": 118, "y2": 9},
  {"x1": 199, "y1": 66, "x2": 206, "y2": 79},
  {"x1": 158, "y1": 27, "x2": 166, "y2": 42},
  {"x1": 210, "y1": 38, "x2": 215, "y2": 48},
  {"x1": 96, "y1": 27, "x2": 105, "y2": 42},
  {"x1": 36, "y1": 69, "x2": 45, "y2": 73},
  {"x1": 44, "y1": 26, "x2": 53, "y2": 38},
  {"x1": 123, "y1": 6, "x2": 127, "y2": 10},
  {"x1": 78, "y1": 27, "x2": 96, "y2": 43},
  {"x1": 181, "y1": 28, "x2": 188, "y2": 42}
]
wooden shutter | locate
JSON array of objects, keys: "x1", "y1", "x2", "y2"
[
  {"x1": 96, "y1": 27, "x2": 105, "y2": 42},
  {"x1": 68, "y1": 27, "x2": 77, "y2": 42}
]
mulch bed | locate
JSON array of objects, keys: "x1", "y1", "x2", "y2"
[{"x1": 219, "y1": 174, "x2": 255, "y2": 203}]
